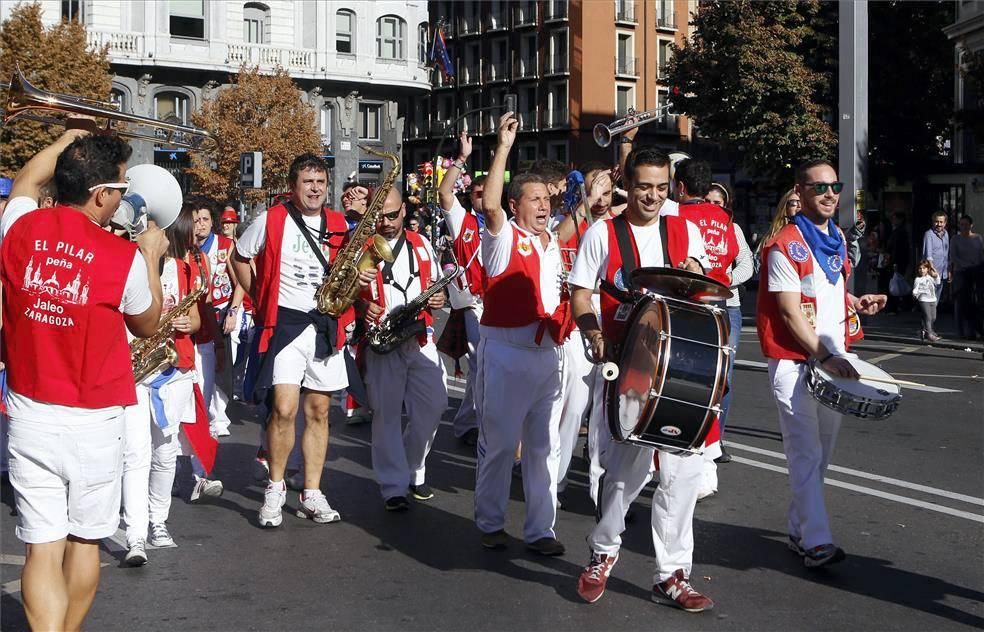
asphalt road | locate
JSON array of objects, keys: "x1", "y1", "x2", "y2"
[{"x1": 2, "y1": 325, "x2": 982, "y2": 631}]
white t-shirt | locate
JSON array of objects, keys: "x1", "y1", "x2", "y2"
[
  {"x1": 377, "y1": 234, "x2": 440, "y2": 317},
  {"x1": 483, "y1": 220, "x2": 563, "y2": 315},
  {"x1": 568, "y1": 216, "x2": 709, "y2": 291},
  {"x1": 237, "y1": 211, "x2": 332, "y2": 313},
  {"x1": 767, "y1": 246, "x2": 847, "y2": 355},
  {"x1": 442, "y1": 198, "x2": 484, "y2": 309}
]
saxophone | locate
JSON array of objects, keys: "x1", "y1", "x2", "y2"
[
  {"x1": 366, "y1": 262, "x2": 463, "y2": 354},
  {"x1": 131, "y1": 252, "x2": 209, "y2": 383},
  {"x1": 316, "y1": 146, "x2": 398, "y2": 316}
]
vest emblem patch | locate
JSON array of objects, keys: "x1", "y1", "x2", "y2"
[
  {"x1": 848, "y1": 310, "x2": 861, "y2": 336},
  {"x1": 788, "y1": 240, "x2": 810, "y2": 263},
  {"x1": 516, "y1": 236, "x2": 533, "y2": 257},
  {"x1": 799, "y1": 302, "x2": 817, "y2": 328},
  {"x1": 463, "y1": 228, "x2": 475, "y2": 243}
]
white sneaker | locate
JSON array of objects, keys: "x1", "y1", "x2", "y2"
[
  {"x1": 124, "y1": 538, "x2": 148, "y2": 567},
  {"x1": 148, "y1": 522, "x2": 176, "y2": 548},
  {"x1": 259, "y1": 481, "x2": 287, "y2": 528},
  {"x1": 296, "y1": 490, "x2": 341, "y2": 524},
  {"x1": 190, "y1": 477, "x2": 224, "y2": 503}
]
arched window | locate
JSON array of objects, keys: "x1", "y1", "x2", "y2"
[
  {"x1": 110, "y1": 88, "x2": 128, "y2": 114},
  {"x1": 244, "y1": 2, "x2": 271, "y2": 44},
  {"x1": 417, "y1": 22, "x2": 429, "y2": 65},
  {"x1": 336, "y1": 9, "x2": 355, "y2": 54},
  {"x1": 376, "y1": 15, "x2": 406, "y2": 61}
]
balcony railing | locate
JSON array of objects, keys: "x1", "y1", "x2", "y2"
[
  {"x1": 657, "y1": 14, "x2": 676, "y2": 29},
  {"x1": 458, "y1": 15, "x2": 481, "y2": 36},
  {"x1": 616, "y1": 56, "x2": 638, "y2": 77},
  {"x1": 542, "y1": 107, "x2": 569, "y2": 130},
  {"x1": 487, "y1": 11, "x2": 509, "y2": 31},
  {"x1": 459, "y1": 64, "x2": 482, "y2": 86},
  {"x1": 484, "y1": 60, "x2": 510, "y2": 82},
  {"x1": 513, "y1": 6, "x2": 537, "y2": 27},
  {"x1": 514, "y1": 58, "x2": 539, "y2": 79},
  {"x1": 517, "y1": 109, "x2": 538, "y2": 131},
  {"x1": 87, "y1": 30, "x2": 145, "y2": 58},
  {"x1": 545, "y1": 54, "x2": 569, "y2": 75},
  {"x1": 227, "y1": 42, "x2": 316, "y2": 71},
  {"x1": 615, "y1": 1, "x2": 637, "y2": 24},
  {"x1": 545, "y1": 1, "x2": 569, "y2": 21},
  {"x1": 483, "y1": 112, "x2": 498, "y2": 134}
]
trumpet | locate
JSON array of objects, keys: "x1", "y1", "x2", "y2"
[
  {"x1": 593, "y1": 104, "x2": 676, "y2": 147},
  {"x1": 1, "y1": 66, "x2": 215, "y2": 150}
]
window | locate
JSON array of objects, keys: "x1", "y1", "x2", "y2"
[
  {"x1": 517, "y1": 143, "x2": 538, "y2": 168},
  {"x1": 418, "y1": 23, "x2": 429, "y2": 64},
  {"x1": 617, "y1": 32, "x2": 634, "y2": 75},
  {"x1": 658, "y1": 40, "x2": 673, "y2": 76},
  {"x1": 320, "y1": 106, "x2": 333, "y2": 149},
  {"x1": 546, "y1": 0, "x2": 568, "y2": 21},
  {"x1": 657, "y1": 0, "x2": 675, "y2": 28},
  {"x1": 518, "y1": 86, "x2": 537, "y2": 130},
  {"x1": 548, "y1": 82, "x2": 567, "y2": 127},
  {"x1": 243, "y1": 3, "x2": 270, "y2": 45},
  {"x1": 463, "y1": 90, "x2": 480, "y2": 133},
  {"x1": 489, "y1": 38, "x2": 508, "y2": 81},
  {"x1": 155, "y1": 92, "x2": 190, "y2": 124},
  {"x1": 170, "y1": 0, "x2": 206, "y2": 39},
  {"x1": 463, "y1": 42, "x2": 481, "y2": 84},
  {"x1": 336, "y1": 9, "x2": 355, "y2": 54},
  {"x1": 376, "y1": 15, "x2": 406, "y2": 60},
  {"x1": 359, "y1": 103, "x2": 381, "y2": 140},
  {"x1": 61, "y1": 0, "x2": 85, "y2": 22},
  {"x1": 548, "y1": 29, "x2": 567, "y2": 73},
  {"x1": 615, "y1": 0, "x2": 636, "y2": 23},
  {"x1": 519, "y1": 33, "x2": 537, "y2": 77},
  {"x1": 616, "y1": 85, "x2": 634, "y2": 116},
  {"x1": 110, "y1": 89, "x2": 128, "y2": 114},
  {"x1": 488, "y1": 0, "x2": 506, "y2": 30},
  {"x1": 547, "y1": 141, "x2": 567, "y2": 164}
]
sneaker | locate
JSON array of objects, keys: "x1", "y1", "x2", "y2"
[
  {"x1": 189, "y1": 477, "x2": 224, "y2": 503},
  {"x1": 696, "y1": 488, "x2": 716, "y2": 502},
  {"x1": 714, "y1": 445, "x2": 732, "y2": 464},
  {"x1": 409, "y1": 484, "x2": 434, "y2": 501},
  {"x1": 252, "y1": 457, "x2": 270, "y2": 484},
  {"x1": 803, "y1": 543, "x2": 846, "y2": 568},
  {"x1": 384, "y1": 496, "x2": 410, "y2": 512},
  {"x1": 148, "y1": 522, "x2": 176, "y2": 548},
  {"x1": 124, "y1": 539, "x2": 148, "y2": 567},
  {"x1": 480, "y1": 529, "x2": 508, "y2": 550},
  {"x1": 286, "y1": 470, "x2": 305, "y2": 492},
  {"x1": 458, "y1": 428, "x2": 479, "y2": 447},
  {"x1": 927, "y1": 333, "x2": 942, "y2": 343},
  {"x1": 577, "y1": 551, "x2": 619, "y2": 603},
  {"x1": 526, "y1": 537, "x2": 565, "y2": 556},
  {"x1": 259, "y1": 481, "x2": 287, "y2": 528},
  {"x1": 296, "y1": 490, "x2": 341, "y2": 524},
  {"x1": 346, "y1": 407, "x2": 372, "y2": 425},
  {"x1": 652, "y1": 569, "x2": 714, "y2": 613}
]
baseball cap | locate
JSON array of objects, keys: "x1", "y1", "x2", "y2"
[
  {"x1": 0, "y1": 177, "x2": 12, "y2": 199},
  {"x1": 220, "y1": 207, "x2": 239, "y2": 224}
]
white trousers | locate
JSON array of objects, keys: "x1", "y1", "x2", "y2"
[
  {"x1": 589, "y1": 441, "x2": 703, "y2": 583},
  {"x1": 586, "y1": 369, "x2": 611, "y2": 507},
  {"x1": 769, "y1": 359, "x2": 843, "y2": 549},
  {"x1": 556, "y1": 334, "x2": 594, "y2": 495},
  {"x1": 474, "y1": 336, "x2": 564, "y2": 542},
  {"x1": 229, "y1": 309, "x2": 255, "y2": 400},
  {"x1": 367, "y1": 338, "x2": 448, "y2": 500},
  {"x1": 451, "y1": 305, "x2": 482, "y2": 438},
  {"x1": 195, "y1": 342, "x2": 231, "y2": 435}
]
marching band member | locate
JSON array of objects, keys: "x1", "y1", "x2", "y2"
[
  {"x1": 569, "y1": 146, "x2": 715, "y2": 612},
  {"x1": 234, "y1": 153, "x2": 373, "y2": 528},
  {"x1": 438, "y1": 131, "x2": 487, "y2": 448},
  {"x1": 0, "y1": 134, "x2": 167, "y2": 630},
  {"x1": 219, "y1": 208, "x2": 256, "y2": 402},
  {"x1": 757, "y1": 159, "x2": 886, "y2": 567},
  {"x1": 473, "y1": 112, "x2": 572, "y2": 555},
  {"x1": 220, "y1": 205, "x2": 239, "y2": 240},
  {"x1": 362, "y1": 188, "x2": 448, "y2": 511}
]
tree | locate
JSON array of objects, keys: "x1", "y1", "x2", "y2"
[
  {"x1": 0, "y1": 1, "x2": 111, "y2": 177},
  {"x1": 666, "y1": 0, "x2": 835, "y2": 182},
  {"x1": 186, "y1": 67, "x2": 322, "y2": 204}
]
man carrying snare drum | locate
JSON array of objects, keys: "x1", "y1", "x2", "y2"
[{"x1": 757, "y1": 159, "x2": 886, "y2": 568}]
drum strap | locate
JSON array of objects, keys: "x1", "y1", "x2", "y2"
[{"x1": 611, "y1": 215, "x2": 671, "y2": 284}]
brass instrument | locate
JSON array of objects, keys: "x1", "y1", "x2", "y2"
[
  {"x1": 593, "y1": 105, "x2": 676, "y2": 147},
  {"x1": 1, "y1": 66, "x2": 215, "y2": 150},
  {"x1": 315, "y1": 146, "x2": 398, "y2": 316},
  {"x1": 131, "y1": 253, "x2": 210, "y2": 383},
  {"x1": 367, "y1": 262, "x2": 463, "y2": 354}
]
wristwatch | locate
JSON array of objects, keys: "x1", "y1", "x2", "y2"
[{"x1": 453, "y1": 158, "x2": 466, "y2": 170}]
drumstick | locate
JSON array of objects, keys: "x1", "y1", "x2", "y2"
[{"x1": 858, "y1": 374, "x2": 925, "y2": 388}]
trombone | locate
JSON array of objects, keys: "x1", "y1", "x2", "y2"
[
  {"x1": 593, "y1": 104, "x2": 676, "y2": 148},
  {"x1": 0, "y1": 66, "x2": 215, "y2": 150}
]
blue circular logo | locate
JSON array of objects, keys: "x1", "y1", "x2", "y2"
[
  {"x1": 827, "y1": 254, "x2": 843, "y2": 272},
  {"x1": 788, "y1": 241, "x2": 810, "y2": 263},
  {"x1": 614, "y1": 267, "x2": 627, "y2": 291}
]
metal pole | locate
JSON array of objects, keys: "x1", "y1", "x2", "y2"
[{"x1": 838, "y1": 0, "x2": 868, "y2": 293}]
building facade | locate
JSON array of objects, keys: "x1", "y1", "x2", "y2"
[
  {"x1": 403, "y1": 0, "x2": 695, "y2": 175},
  {"x1": 2, "y1": 0, "x2": 432, "y2": 208}
]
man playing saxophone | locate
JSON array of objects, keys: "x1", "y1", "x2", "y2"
[
  {"x1": 356, "y1": 187, "x2": 449, "y2": 511},
  {"x1": 233, "y1": 153, "x2": 374, "y2": 528}
]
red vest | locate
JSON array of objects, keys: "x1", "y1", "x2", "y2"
[
  {"x1": 0, "y1": 206, "x2": 138, "y2": 408},
  {"x1": 205, "y1": 234, "x2": 235, "y2": 308},
  {"x1": 480, "y1": 225, "x2": 573, "y2": 345},
  {"x1": 366, "y1": 230, "x2": 433, "y2": 346},
  {"x1": 171, "y1": 258, "x2": 198, "y2": 370},
  {"x1": 757, "y1": 223, "x2": 863, "y2": 360},
  {"x1": 677, "y1": 201, "x2": 739, "y2": 287},
  {"x1": 253, "y1": 203, "x2": 353, "y2": 353},
  {"x1": 599, "y1": 215, "x2": 690, "y2": 342},
  {"x1": 451, "y1": 212, "x2": 486, "y2": 297}
]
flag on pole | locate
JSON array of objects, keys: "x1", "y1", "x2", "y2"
[{"x1": 428, "y1": 24, "x2": 455, "y2": 79}]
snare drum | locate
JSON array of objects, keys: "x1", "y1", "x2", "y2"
[
  {"x1": 805, "y1": 356, "x2": 901, "y2": 420},
  {"x1": 605, "y1": 293, "x2": 731, "y2": 453}
]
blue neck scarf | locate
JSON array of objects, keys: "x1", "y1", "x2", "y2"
[
  {"x1": 200, "y1": 232, "x2": 216, "y2": 256},
  {"x1": 791, "y1": 213, "x2": 845, "y2": 285}
]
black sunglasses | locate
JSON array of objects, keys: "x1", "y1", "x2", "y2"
[{"x1": 806, "y1": 181, "x2": 844, "y2": 195}]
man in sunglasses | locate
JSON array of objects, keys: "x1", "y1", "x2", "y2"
[
  {"x1": 757, "y1": 159, "x2": 887, "y2": 568},
  {"x1": 0, "y1": 133, "x2": 169, "y2": 630},
  {"x1": 359, "y1": 188, "x2": 448, "y2": 511}
]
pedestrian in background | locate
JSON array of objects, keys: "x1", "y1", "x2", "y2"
[
  {"x1": 950, "y1": 215, "x2": 984, "y2": 340},
  {"x1": 911, "y1": 259, "x2": 941, "y2": 343},
  {"x1": 922, "y1": 211, "x2": 950, "y2": 303}
]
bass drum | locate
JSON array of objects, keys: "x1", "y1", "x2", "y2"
[{"x1": 605, "y1": 293, "x2": 730, "y2": 453}]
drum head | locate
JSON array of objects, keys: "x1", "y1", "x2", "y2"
[
  {"x1": 608, "y1": 296, "x2": 665, "y2": 441},
  {"x1": 630, "y1": 267, "x2": 731, "y2": 302},
  {"x1": 814, "y1": 356, "x2": 901, "y2": 398}
]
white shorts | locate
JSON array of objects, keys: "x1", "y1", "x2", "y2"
[
  {"x1": 7, "y1": 413, "x2": 125, "y2": 543},
  {"x1": 271, "y1": 324, "x2": 349, "y2": 393}
]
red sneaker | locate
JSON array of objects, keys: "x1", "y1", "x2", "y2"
[
  {"x1": 652, "y1": 569, "x2": 714, "y2": 612},
  {"x1": 576, "y1": 551, "x2": 619, "y2": 603}
]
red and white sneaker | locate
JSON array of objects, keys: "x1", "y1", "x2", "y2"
[
  {"x1": 576, "y1": 550, "x2": 619, "y2": 603},
  {"x1": 652, "y1": 569, "x2": 714, "y2": 612}
]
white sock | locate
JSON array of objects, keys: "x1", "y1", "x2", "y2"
[{"x1": 303, "y1": 488, "x2": 320, "y2": 499}]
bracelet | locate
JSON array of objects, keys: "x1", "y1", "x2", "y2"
[
  {"x1": 453, "y1": 158, "x2": 466, "y2": 170},
  {"x1": 817, "y1": 353, "x2": 834, "y2": 364},
  {"x1": 619, "y1": 137, "x2": 634, "y2": 144}
]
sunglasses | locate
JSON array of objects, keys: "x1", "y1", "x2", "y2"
[
  {"x1": 806, "y1": 181, "x2": 844, "y2": 195},
  {"x1": 786, "y1": 199, "x2": 802, "y2": 207},
  {"x1": 88, "y1": 180, "x2": 131, "y2": 196}
]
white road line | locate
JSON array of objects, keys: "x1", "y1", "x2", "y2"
[
  {"x1": 731, "y1": 456, "x2": 984, "y2": 523},
  {"x1": 733, "y1": 359, "x2": 960, "y2": 393},
  {"x1": 728, "y1": 441, "x2": 984, "y2": 506},
  {"x1": 0, "y1": 554, "x2": 25, "y2": 565},
  {"x1": 735, "y1": 359, "x2": 768, "y2": 369},
  {"x1": 892, "y1": 373, "x2": 982, "y2": 380},
  {"x1": 867, "y1": 346, "x2": 917, "y2": 364},
  {"x1": 1, "y1": 579, "x2": 21, "y2": 595}
]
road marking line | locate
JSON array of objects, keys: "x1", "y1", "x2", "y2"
[
  {"x1": 867, "y1": 346, "x2": 917, "y2": 364},
  {"x1": 732, "y1": 360, "x2": 959, "y2": 392},
  {"x1": 0, "y1": 554, "x2": 25, "y2": 565},
  {"x1": 892, "y1": 373, "x2": 982, "y2": 380},
  {"x1": 1, "y1": 579, "x2": 21, "y2": 595},
  {"x1": 735, "y1": 359, "x2": 768, "y2": 369},
  {"x1": 731, "y1": 456, "x2": 984, "y2": 523},
  {"x1": 728, "y1": 441, "x2": 984, "y2": 506}
]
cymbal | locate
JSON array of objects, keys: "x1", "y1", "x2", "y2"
[{"x1": 630, "y1": 266, "x2": 732, "y2": 302}]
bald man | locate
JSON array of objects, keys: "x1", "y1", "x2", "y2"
[{"x1": 361, "y1": 188, "x2": 448, "y2": 511}]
